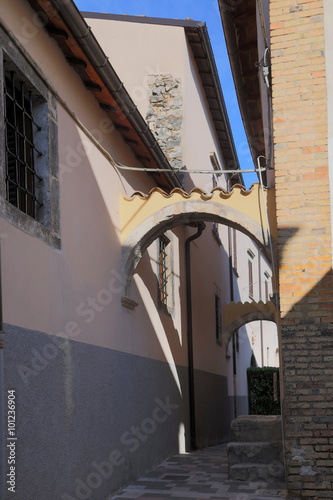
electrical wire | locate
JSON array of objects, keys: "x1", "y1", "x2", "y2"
[{"x1": 114, "y1": 163, "x2": 267, "y2": 175}]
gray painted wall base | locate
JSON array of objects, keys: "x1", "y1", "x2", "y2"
[
  {"x1": 3, "y1": 324, "x2": 232, "y2": 499},
  {"x1": 4, "y1": 324, "x2": 188, "y2": 499}
]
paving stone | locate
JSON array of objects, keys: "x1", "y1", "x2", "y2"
[{"x1": 107, "y1": 444, "x2": 287, "y2": 500}]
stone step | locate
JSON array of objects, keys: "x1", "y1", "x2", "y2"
[
  {"x1": 229, "y1": 462, "x2": 285, "y2": 483},
  {"x1": 227, "y1": 441, "x2": 283, "y2": 466},
  {"x1": 230, "y1": 415, "x2": 282, "y2": 443}
]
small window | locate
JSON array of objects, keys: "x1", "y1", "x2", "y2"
[
  {"x1": 264, "y1": 271, "x2": 270, "y2": 302},
  {"x1": 265, "y1": 280, "x2": 269, "y2": 302},
  {"x1": 247, "y1": 249, "x2": 255, "y2": 299},
  {"x1": 158, "y1": 236, "x2": 169, "y2": 305},
  {"x1": 4, "y1": 70, "x2": 43, "y2": 218},
  {"x1": 248, "y1": 259, "x2": 254, "y2": 299},
  {"x1": 215, "y1": 292, "x2": 222, "y2": 344},
  {"x1": 232, "y1": 228, "x2": 237, "y2": 272}
]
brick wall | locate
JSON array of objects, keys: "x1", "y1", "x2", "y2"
[{"x1": 270, "y1": 0, "x2": 333, "y2": 498}]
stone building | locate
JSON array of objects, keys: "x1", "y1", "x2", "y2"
[{"x1": 219, "y1": 0, "x2": 333, "y2": 498}]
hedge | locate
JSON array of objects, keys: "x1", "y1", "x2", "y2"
[{"x1": 247, "y1": 366, "x2": 281, "y2": 415}]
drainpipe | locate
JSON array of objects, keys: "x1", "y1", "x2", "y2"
[
  {"x1": 185, "y1": 222, "x2": 205, "y2": 451},
  {"x1": 228, "y1": 227, "x2": 237, "y2": 419},
  {"x1": 258, "y1": 249, "x2": 264, "y2": 366},
  {"x1": 0, "y1": 244, "x2": 5, "y2": 500}
]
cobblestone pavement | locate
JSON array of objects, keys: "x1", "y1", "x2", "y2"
[{"x1": 109, "y1": 444, "x2": 287, "y2": 500}]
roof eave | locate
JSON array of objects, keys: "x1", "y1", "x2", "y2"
[
  {"x1": 26, "y1": 0, "x2": 182, "y2": 190},
  {"x1": 185, "y1": 22, "x2": 243, "y2": 184},
  {"x1": 218, "y1": 0, "x2": 265, "y2": 172}
]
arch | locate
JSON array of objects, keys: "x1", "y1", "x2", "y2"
[
  {"x1": 121, "y1": 184, "x2": 277, "y2": 298},
  {"x1": 223, "y1": 310, "x2": 276, "y2": 348}
]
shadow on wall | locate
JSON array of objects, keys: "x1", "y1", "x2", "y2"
[
  {"x1": 134, "y1": 220, "x2": 260, "y2": 451},
  {"x1": 278, "y1": 267, "x2": 333, "y2": 495},
  {"x1": 2, "y1": 120, "x2": 186, "y2": 500}
]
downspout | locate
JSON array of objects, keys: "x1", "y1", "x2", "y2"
[
  {"x1": 185, "y1": 222, "x2": 205, "y2": 451},
  {"x1": 0, "y1": 244, "x2": 5, "y2": 500},
  {"x1": 228, "y1": 226, "x2": 237, "y2": 419},
  {"x1": 258, "y1": 248, "x2": 264, "y2": 366}
]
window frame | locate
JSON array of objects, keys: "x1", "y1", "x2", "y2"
[
  {"x1": 0, "y1": 31, "x2": 60, "y2": 248},
  {"x1": 247, "y1": 248, "x2": 255, "y2": 300}
]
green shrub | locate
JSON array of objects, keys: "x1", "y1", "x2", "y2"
[{"x1": 247, "y1": 366, "x2": 281, "y2": 415}]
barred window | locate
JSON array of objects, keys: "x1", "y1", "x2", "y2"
[
  {"x1": 0, "y1": 31, "x2": 60, "y2": 248},
  {"x1": 158, "y1": 236, "x2": 169, "y2": 305},
  {"x1": 4, "y1": 70, "x2": 43, "y2": 218}
]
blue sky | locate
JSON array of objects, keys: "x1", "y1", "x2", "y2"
[{"x1": 75, "y1": 0, "x2": 257, "y2": 188}]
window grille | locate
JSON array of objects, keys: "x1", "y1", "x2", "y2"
[
  {"x1": 4, "y1": 70, "x2": 42, "y2": 218},
  {"x1": 158, "y1": 237, "x2": 168, "y2": 305}
]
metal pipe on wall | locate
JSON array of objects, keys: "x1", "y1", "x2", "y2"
[
  {"x1": 228, "y1": 226, "x2": 237, "y2": 419},
  {"x1": 185, "y1": 223, "x2": 205, "y2": 451},
  {"x1": 258, "y1": 248, "x2": 264, "y2": 366}
]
